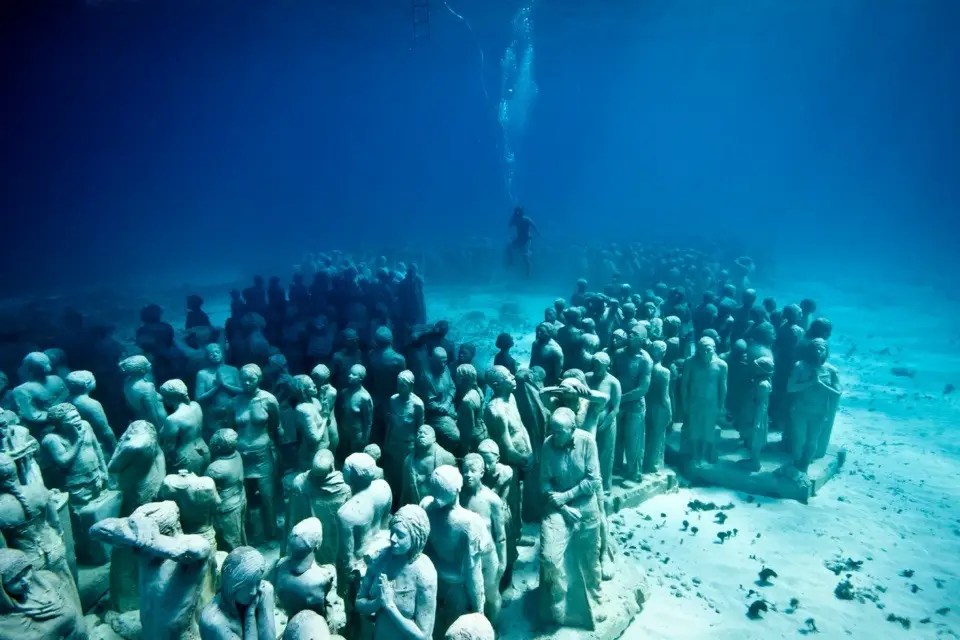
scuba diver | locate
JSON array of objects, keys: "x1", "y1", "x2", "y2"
[{"x1": 505, "y1": 206, "x2": 540, "y2": 279}]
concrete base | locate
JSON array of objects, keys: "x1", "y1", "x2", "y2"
[
  {"x1": 605, "y1": 469, "x2": 678, "y2": 514},
  {"x1": 498, "y1": 524, "x2": 650, "y2": 640},
  {"x1": 665, "y1": 427, "x2": 846, "y2": 504}
]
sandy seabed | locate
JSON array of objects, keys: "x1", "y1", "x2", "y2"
[{"x1": 427, "y1": 277, "x2": 960, "y2": 640}]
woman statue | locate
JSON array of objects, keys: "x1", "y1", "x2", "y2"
[
  {"x1": 232, "y1": 365, "x2": 281, "y2": 544},
  {"x1": 383, "y1": 370, "x2": 424, "y2": 491},
  {"x1": 292, "y1": 375, "x2": 329, "y2": 472},
  {"x1": 0, "y1": 548, "x2": 86, "y2": 640},
  {"x1": 355, "y1": 504, "x2": 437, "y2": 640},
  {"x1": 195, "y1": 344, "x2": 243, "y2": 440},
  {"x1": 787, "y1": 338, "x2": 842, "y2": 473},
  {"x1": 310, "y1": 365, "x2": 340, "y2": 456},
  {"x1": 275, "y1": 517, "x2": 346, "y2": 634},
  {"x1": 199, "y1": 546, "x2": 276, "y2": 640},
  {"x1": 119, "y1": 355, "x2": 167, "y2": 429},
  {"x1": 158, "y1": 379, "x2": 209, "y2": 475},
  {"x1": 0, "y1": 453, "x2": 77, "y2": 597},
  {"x1": 204, "y1": 429, "x2": 248, "y2": 552}
]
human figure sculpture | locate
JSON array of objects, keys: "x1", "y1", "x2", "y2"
[
  {"x1": 444, "y1": 613, "x2": 495, "y2": 640},
  {"x1": 355, "y1": 504, "x2": 438, "y2": 640},
  {"x1": 383, "y1": 370, "x2": 424, "y2": 492},
  {"x1": 158, "y1": 379, "x2": 209, "y2": 475},
  {"x1": 418, "y1": 348, "x2": 459, "y2": 453},
  {"x1": 556, "y1": 308, "x2": 583, "y2": 367},
  {"x1": 108, "y1": 419, "x2": 166, "y2": 612},
  {"x1": 119, "y1": 355, "x2": 167, "y2": 428},
  {"x1": 643, "y1": 340, "x2": 673, "y2": 474},
  {"x1": 276, "y1": 517, "x2": 346, "y2": 635},
  {"x1": 232, "y1": 364, "x2": 281, "y2": 545},
  {"x1": 530, "y1": 322, "x2": 564, "y2": 387},
  {"x1": 613, "y1": 325, "x2": 653, "y2": 483},
  {"x1": 204, "y1": 429, "x2": 248, "y2": 551},
  {"x1": 772, "y1": 304, "x2": 806, "y2": 433},
  {"x1": 722, "y1": 339, "x2": 750, "y2": 420},
  {"x1": 310, "y1": 364, "x2": 340, "y2": 457},
  {"x1": 420, "y1": 465, "x2": 498, "y2": 633},
  {"x1": 11, "y1": 352, "x2": 67, "y2": 436},
  {"x1": 0, "y1": 411, "x2": 42, "y2": 486},
  {"x1": 291, "y1": 375, "x2": 330, "y2": 472},
  {"x1": 286, "y1": 450, "x2": 352, "y2": 566},
  {"x1": 538, "y1": 407, "x2": 605, "y2": 629},
  {"x1": 40, "y1": 403, "x2": 109, "y2": 509},
  {"x1": 455, "y1": 364, "x2": 487, "y2": 456},
  {"x1": 331, "y1": 329, "x2": 364, "y2": 390},
  {"x1": 367, "y1": 326, "x2": 407, "y2": 442},
  {"x1": 736, "y1": 356, "x2": 773, "y2": 472},
  {"x1": 476, "y1": 439, "x2": 519, "y2": 589},
  {"x1": 364, "y1": 444, "x2": 386, "y2": 481},
  {"x1": 681, "y1": 337, "x2": 728, "y2": 467},
  {"x1": 282, "y1": 611, "x2": 330, "y2": 640},
  {"x1": 199, "y1": 546, "x2": 276, "y2": 640},
  {"x1": 401, "y1": 425, "x2": 456, "y2": 507},
  {"x1": 340, "y1": 365, "x2": 374, "y2": 456},
  {"x1": 0, "y1": 453, "x2": 76, "y2": 595},
  {"x1": 460, "y1": 454, "x2": 507, "y2": 591},
  {"x1": 91, "y1": 500, "x2": 214, "y2": 640},
  {"x1": 195, "y1": 344, "x2": 242, "y2": 440},
  {"x1": 786, "y1": 338, "x2": 841, "y2": 473},
  {"x1": 588, "y1": 352, "x2": 621, "y2": 490},
  {"x1": 64, "y1": 370, "x2": 117, "y2": 456},
  {"x1": 512, "y1": 367, "x2": 548, "y2": 523},
  {"x1": 0, "y1": 547, "x2": 86, "y2": 640},
  {"x1": 482, "y1": 366, "x2": 533, "y2": 474},
  {"x1": 493, "y1": 333, "x2": 518, "y2": 375}
]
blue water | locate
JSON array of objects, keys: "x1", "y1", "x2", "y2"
[{"x1": 2, "y1": 0, "x2": 958, "y2": 295}]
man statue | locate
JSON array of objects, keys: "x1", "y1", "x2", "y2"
[{"x1": 681, "y1": 337, "x2": 728, "y2": 467}]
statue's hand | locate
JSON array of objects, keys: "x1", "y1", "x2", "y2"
[
  {"x1": 128, "y1": 512, "x2": 160, "y2": 549},
  {"x1": 378, "y1": 574, "x2": 396, "y2": 609}
]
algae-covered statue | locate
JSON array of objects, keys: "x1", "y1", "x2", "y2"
[
  {"x1": 538, "y1": 407, "x2": 605, "y2": 629},
  {"x1": 681, "y1": 337, "x2": 728, "y2": 468},
  {"x1": 736, "y1": 356, "x2": 773, "y2": 472},
  {"x1": 12, "y1": 351, "x2": 68, "y2": 436},
  {"x1": 159, "y1": 379, "x2": 209, "y2": 475},
  {"x1": 477, "y1": 439, "x2": 519, "y2": 588},
  {"x1": 0, "y1": 547, "x2": 86, "y2": 640},
  {"x1": 204, "y1": 428, "x2": 247, "y2": 551},
  {"x1": 460, "y1": 454, "x2": 507, "y2": 593},
  {"x1": 91, "y1": 500, "x2": 213, "y2": 640},
  {"x1": 401, "y1": 424, "x2": 456, "y2": 507},
  {"x1": 455, "y1": 364, "x2": 487, "y2": 456},
  {"x1": 613, "y1": 325, "x2": 653, "y2": 483},
  {"x1": 530, "y1": 322, "x2": 564, "y2": 387},
  {"x1": 643, "y1": 340, "x2": 673, "y2": 474},
  {"x1": 418, "y1": 348, "x2": 459, "y2": 454},
  {"x1": 356, "y1": 504, "x2": 437, "y2": 640},
  {"x1": 40, "y1": 402, "x2": 109, "y2": 510},
  {"x1": 336, "y1": 452, "x2": 393, "y2": 591},
  {"x1": 384, "y1": 370, "x2": 424, "y2": 492},
  {"x1": 340, "y1": 365, "x2": 374, "y2": 456},
  {"x1": 310, "y1": 364, "x2": 340, "y2": 456},
  {"x1": 199, "y1": 546, "x2": 276, "y2": 640},
  {"x1": 291, "y1": 374, "x2": 329, "y2": 472},
  {"x1": 482, "y1": 366, "x2": 533, "y2": 473},
  {"x1": 276, "y1": 517, "x2": 346, "y2": 635},
  {"x1": 787, "y1": 338, "x2": 841, "y2": 473},
  {"x1": 119, "y1": 355, "x2": 167, "y2": 429},
  {"x1": 420, "y1": 465, "x2": 497, "y2": 634},
  {"x1": 232, "y1": 364, "x2": 280, "y2": 544},
  {"x1": 588, "y1": 352, "x2": 621, "y2": 491},
  {"x1": 285, "y1": 449, "x2": 352, "y2": 567},
  {"x1": 444, "y1": 613, "x2": 495, "y2": 640},
  {"x1": 195, "y1": 344, "x2": 242, "y2": 440},
  {"x1": 64, "y1": 370, "x2": 117, "y2": 456}
]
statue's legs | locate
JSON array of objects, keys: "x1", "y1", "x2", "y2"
[
  {"x1": 596, "y1": 423, "x2": 617, "y2": 491},
  {"x1": 621, "y1": 403, "x2": 646, "y2": 481},
  {"x1": 789, "y1": 409, "x2": 822, "y2": 472},
  {"x1": 540, "y1": 513, "x2": 602, "y2": 628},
  {"x1": 642, "y1": 407, "x2": 668, "y2": 474}
]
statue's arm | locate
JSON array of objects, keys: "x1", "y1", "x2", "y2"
[
  {"x1": 414, "y1": 399, "x2": 425, "y2": 427},
  {"x1": 462, "y1": 532, "x2": 486, "y2": 615},
  {"x1": 91, "y1": 404, "x2": 118, "y2": 453},
  {"x1": 141, "y1": 531, "x2": 212, "y2": 565},
  {"x1": 338, "y1": 512, "x2": 358, "y2": 572},
  {"x1": 322, "y1": 569, "x2": 347, "y2": 632},
  {"x1": 89, "y1": 517, "x2": 138, "y2": 548},
  {"x1": 354, "y1": 559, "x2": 380, "y2": 615},
  {"x1": 195, "y1": 373, "x2": 218, "y2": 403},
  {"x1": 383, "y1": 564, "x2": 437, "y2": 640},
  {"x1": 491, "y1": 497, "x2": 507, "y2": 576},
  {"x1": 41, "y1": 434, "x2": 80, "y2": 469},
  {"x1": 13, "y1": 386, "x2": 45, "y2": 425},
  {"x1": 360, "y1": 394, "x2": 374, "y2": 443},
  {"x1": 266, "y1": 396, "x2": 281, "y2": 445},
  {"x1": 254, "y1": 581, "x2": 276, "y2": 640},
  {"x1": 157, "y1": 417, "x2": 178, "y2": 457},
  {"x1": 718, "y1": 360, "x2": 728, "y2": 409}
]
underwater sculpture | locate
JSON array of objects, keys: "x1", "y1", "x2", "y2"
[
  {"x1": 445, "y1": 612, "x2": 495, "y2": 640},
  {"x1": 384, "y1": 370, "x2": 424, "y2": 492},
  {"x1": 204, "y1": 428, "x2": 248, "y2": 551},
  {"x1": 291, "y1": 374, "x2": 329, "y2": 472},
  {"x1": 285, "y1": 448, "x2": 352, "y2": 566},
  {"x1": 199, "y1": 546, "x2": 276, "y2": 640},
  {"x1": 366, "y1": 326, "x2": 407, "y2": 442},
  {"x1": 276, "y1": 517, "x2": 346, "y2": 634},
  {"x1": 12, "y1": 351, "x2": 68, "y2": 436},
  {"x1": 402, "y1": 424, "x2": 456, "y2": 507},
  {"x1": 530, "y1": 322, "x2": 564, "y2": 387},
  {"x1": 196, "y1": 344, "x2": 242, "y2": 440},
  {"x1": 455, "y1": 364, "x2": 487, "y2": 456},
  {"x1": 340, "y1": 364, "x2": 374, "y2": 456},
  {"x1": 681, "y1": 337, "x2": 728, "y2": 467},
  {"x1": 787, "y1": 338, "x2": 841, "y2": 473},
  {"x1": 419, "y1": 347, "x2": 459, "y2": 454},
  {"x1": 613, "y1": 325, "x2": 653, "y2": 483},
  {"x1": 643, "y1": 340, "x2": 673, "y2": 474},
  {"x1": 736, "y1": 356, "x2": 774, "y2": 472},
  {"x1": 483, "y1": 366, "x2": 533, "y2": 476},
  {"x1": 119, "y1": 355, "x2": 167, "y2": 430},
  {"x1": 64, "y1": 369, "x2": 117, "y2": 456},
  {"x1": 0, "y1": 547, "x2": 86, "y2": 640},
  {"x1": 159, "y1": 378, "x2": 209, "y2": 475},
  {"x1": 310, "y1": 364, "x2": 340, "y2": 456},
  {"x1": 460, "y1": 454, "x2": 507, "y2": 592}
]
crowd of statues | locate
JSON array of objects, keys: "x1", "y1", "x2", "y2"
[{"x1": 0, "y1": 250, "x2": 841, "y2": 640}]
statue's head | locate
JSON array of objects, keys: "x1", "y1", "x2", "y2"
[
  {"x1": 389, "y1": 504, "x2": 430, "y2": 560},
  {"x1": 267, "y1": 353, "x2": 289, "y2": 373},
  {"x1": 731, "y1": 339, "x2": 748, "y2": 357},
  {"x1": 347, "y1": 364, "x2": 367, "y2": 387},
  {"x1": 429, "y1": 348, "x2": 448, "y2": 373},
  {"x1": 455, "y1": 364, "x2": 478, "y2": 390},
  {"x1": 204, "y1": 343, "x2": 224, "y2": 365},
  {"x1": 648, "y1": 340, "x2": 668, "y2": 364},
  {"x1": 486, "y1": 366, "x2": 516, "y2": 395},
  {"x1": 415, "y1": 424, "x2": 436, "y2": 450},
  {"x1": 628, "y1": 324, "x2": 648, "y2": 350},
  {"x1": 132, "y1": 500, "x2": 182, "y2": 536},
  {"x1": 800, "y1": 298, "x2": 817, "y2": 316},
  {"x1": 396, "y1": 370, "x2": 415, "y2": 396},
  {"x1": 363, "y1": 443, "x2": 382, "y2": 463},
  {"x1": 140, "y1": 304, "x2": 163, "y2": 324},
  {"x1": 591, "y1": 350, "x2": 611, "y2": 374},
  {"x1": 210, "y1": 429, "x2": 238, "y2": 458},
  {"x1": 461, "y1": 453, "x2": 485, "y2": 492},
  {"x1": 221, "y1": 547, "x2": 266, "y2": 608},
  {"x1": 21, "y1": 352, "x2": 52, "y2": 379},
  {"x1": 622, "y1": 302, "x2": 637, "y2": 319},
  {"x1": 374, "y1": 326, "x2": 394, "y2": 348},
  {"x1": 544, "y1": 307, "x2": 557, "y2": 323},
  {"x1": 575, "y1": 278, "x2": 588, "y2": 293},
  {"x1": 287, "y1": 517, "x2": 323, "y2": 559},
  {"x1": 429, "y1": 465, "x2": 462, "y2": 507},
  {"x1": 806, "y1": 338, "x2": 829, "y2": 365},
  {"x1": 444, "y1": 613, "x2": 495, "y2": 640},
  {"x1": 495, "y1": 333, "x2": 514, "y2": 351},
  {"x1": 120, "y1": 420, "x2": 157, "y2": 447},
  {"x1": 762, "y1": 297, "x2": 777, "y2": 314},
  {"x1": 753, "y1": 356, "x2": 775, "y2": 379},
  {"x1": 548, "y1": 407, "x2": 577, "y2": 449},
  {"x1": 457, "y1": 343, "x2": 476, "y2": 365},
  {"x1": 42, "y1": 348, "x2": 66, "y2": 369},
  {"x1": 696, "y1": 336, "x2": 717, "y2": 361},
  {"x1": 783, "y1": 304, "x2": 802, "y2": 325},
  {"x1": 283, "y1": 611, "x2": 330, "y2": 640},
  {"x1": 310, "y1": 364, "x2": 331, "y2": 387},
  {"x1": 807, "y1": 317, "x2": 833, "y2": 341},
  {"x1": 342, "y1": 452, "x2": 378, "y2": 491},
  {"x1": 309, "y1": 449, "x2": 335, "y2": 479},
  {"x1": 159, "y1": 379, "x2": 189, "y2": 406},
  {"x1": 0, "y1": 548, "x2": 34, "y2": 600},
  {"x1": 294, "y1": 375, "x2": 317, "y2": 401},
  {"x1": 48, "y1": 403, "x2": 82, "y2": 431},
  {"x1": 477, "y1": 439, "x2": 500, "y2": 472},
  {"x1": 553, "y1": 298, "x2": 566, "y2": 315},
  {"x1": 642, "y1": 301, "x2": 658, "y2": 320},
  {"x1": 65, "y1": 370, "x2": 96, "y2": 394},
  {"x1": 433, "y1": 320, "x2": 449, "y2": 338},
  {"x1": 535, "y1": 322, "x2": 557, "y2": 343},
  {"x1": 342, "y1": 329, "x2": 360, "y2": 349},
  {"x1": 753, "y1": 322, "x2": 776, "y2": 347},
  {"x1": 610, "y1": 328, "x2": 628, "y2": 350},
  {"x1": 240, "y1": 365, "x2": 262, "y2": 393},
  {"x1": 742, "y1": 288, "x2": 758, "y2": 307}
]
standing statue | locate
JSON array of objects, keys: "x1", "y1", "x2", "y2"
[
  {"x1": 681, "y1": 337, "x2": 728, "y2": 467},
  {"x1": 12, "y1": 352, "x2": 67, "y2": 436},
  {"x1": 310, "y1": 364, "x2": 340, "y2": 458},
  {"x1": 529, "y1": 323, "x2": 564, "y2": 387},
  {"x1": 383, "y1": 371, "x2": 424, "y2": 492},
  {"x1": 232, "y1": 364, "x2": 281, "y2": 545},
  {"x1": 276, "y1": 517, "x2": 346, "y2": 635},
  {"x1": 119, "y1": 355, "x2": 167, "y2": 429},
  {"x1": 0, "y1": 547, "x2": 86, "y2": 640},
  {"x1": 736, "y1": 356, "x2": 773, "y2": 472},
  {"x1": 455, "y1": 364, "x2": 487, "y2": 456},
  {"x1": 512, "y1": 367, "x2": 549, "y2": 523},
  {"x1": 418, "y1": 348, "x2": 459, "y2": 454},
  {"x1": 0, "y1": 411, "x2": 42, "y2": 486},
  {"x1": 331, "y1": 329, "x2": 364, "y2": 390},
  {"x1": 786, "y1": 338, "x2": 841, "y2": 473},
  {"x1": 366, "y1": 326, "x2": 407, "y2": 443},
  {"x1": 159, "y1": 379, "x2": 209, "y2": 475},
  {"x1": 477, "y1": 439, "x2": 519, "y2": 589},
  {"x1": 401, "y1": 425, "x2": 456, "y2": 507},
  {"x1": 642, "y1": 341, "x2": 673, "y2": 474},
  {"x1": 0, "y1": 453, "x2": 77, "y2": 595},
  {"x1": 204, "y1": 429, "x2": 247, "y2": 551},
  {"x1": 460, "y1": 454, "x2": 508, "y2": 595},
  {"x1": 538, "y1": 407, "x2": 605, "y2": 629},
  {"x1": 340, "y1": 365, "x2": 375, "y2": 456},
  {"x1": 772, "y1": 305, "x2": 806, "y2": 434},
  {"x1": 65, "y1": 370, "x2": 117, "y2": 456},
  {"x1": 285, "y1": 450, "x2": 352, "y2": 566},
  {"x1": 420, "y1": 466, "x2": 496, "y2": 634},
  {"x1": 356, "y1": 504, "x2": 438, "y2": 640},
  {"x1": 291, "y1": 375, "x2": 329, "y2": 472},
  {"x1": 90, "y1": 501, "x2": 213, "y2": 640},
  {"x1": 613, "y1": 325, "x2": 652, "y2": 483},
  {"x1": 482, "y1": 366, "x2": 533, "y2": 474},
  {"x1": 199, "y1": 546, "x2": 276, "y2": 640},
  {"x1": 195, "y1": 344, "x2": 242, "y2": 440},
  {"x1": 587, "y1": 353, "x2": 621, "y2": 491}
]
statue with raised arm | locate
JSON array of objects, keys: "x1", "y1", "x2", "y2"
[
  {"x1": 12, "y1": 352, "x2": 67, "y2": 437},
  {"x1": 195, "y1": 344, "x2": 242, "y2": 440},
  {"x1": 356, "y1": 504, "x2": 437, "y2": 640},
  {"x1": 119, "y1": 355, "x2": 167, "y2": 429},
  {"x1": 159, "y1": 379, "x2": 209, "y2": 475},
  {"x1": 199, "y1": 546, "x2": 276, "y2": 640},
  {"x1": 65, "y1": 370, "x2": 117, "y2": 457},
  {"x1": 91, "y1": 501, "x2": 213, "y2": 640}
]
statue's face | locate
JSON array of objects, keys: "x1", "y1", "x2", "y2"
[
  {"x1": 457, "y1": 348, "x2": 473, "y2": 365},
  {"x1": 303, "y1": 379, "x2": 318, "y2": 398},
  {"x1": 5, "y1": 567, "x2": 31, "y2": 597},
  {"x1": 544, "y1": 308, "x2": 557, "y2": 323},
  {"x1": 233, "y1": 577, "x2": 260, "y2": 607},
  {"x1": 479, "y1": 451, "x2": 498, "y2": 473},
  {"x1": 697, "y1": 339, "x2": 716, "y2": 361},
  {"x1": 416, "y1": 428, "x2": 435, "y2": 449},
  {"x1": 499, "y1": 372, "x2": 517, "y2": 394},
  {"x1": 549, "y1": 417, "x2": 575, "y2": 448},
  {"x1": 288, "y1": 534, "x2": 312, "y2": 558},
  {"x1": 463, "y1": 460, "x2": 483, "y2": 490},
  {"x1": 206, "y1": 345, "x2": 223, "y2": 365},
  {"x1": 430, "y1": 352, "x2": 447, "y2": 371},
  {"x1": 240, "y1": 371, "x2": 259, "y2": 393},
  {"x1": 61, "y1": 408, "x2": 82, "y2": 430},
  {"x1": 347, "y1": 366, "x2": 364, "y2": 386},
  {"x1": 813, "y1": 340, "x2": 828, "y2": 364},
  {"x1": 389, "y1": 522, "x2": 412, "y2": 556}
]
